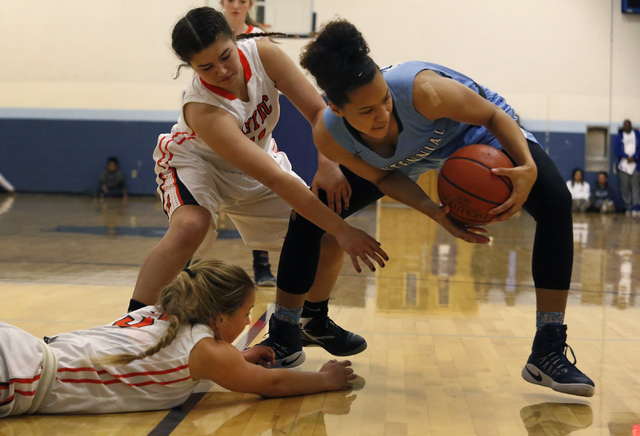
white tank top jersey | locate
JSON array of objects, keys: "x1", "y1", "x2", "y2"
[
  {"x1": 36, "y1": 307, "x2": 214, "y2": 414},
  {"x1": 168, "y1": 38, "x2": 281, "y2": 174}
]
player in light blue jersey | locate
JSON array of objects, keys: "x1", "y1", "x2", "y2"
[{"x1": 271, "y1": 19, "x2": 594, "y2": 398}]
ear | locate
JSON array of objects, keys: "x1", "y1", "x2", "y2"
[{"x1": 328, "y1": 101, "x2": 344, "y2": 118}]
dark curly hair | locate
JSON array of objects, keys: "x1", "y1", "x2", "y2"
[{"x1": 300, "y1": 19, "x2": 378, "y2": 107}]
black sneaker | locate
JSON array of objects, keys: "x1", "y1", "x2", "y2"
[
  {"x1": 300, "y1": 315, "x2": 367, "y2": 356},
  {"x1": 521, "y1": 325, "x2": 595, "y2": 397},
  {"x1": 256, "y1": 315, "x2": 305, "y2": 368},
  {"x1": 520, "y1": 402, "x2": 593, "y2": 435},
  {"x1": 254, "y1": 263, "x2": 277, "y2": 287}
]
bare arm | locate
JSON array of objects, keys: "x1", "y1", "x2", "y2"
[
  {"x1": 257, "y1": 40, "x2": 352, "y2": 213},
  {"x1": 189, "y1": 338, "x2": 355, "y2": 397},
  {"x1": 314, "y1": 117, "x2": 490, "y2": 244},
  {"x1": 184, "y1": 93, "x2": 386, "y2": 270},
  {"x1": 412, "y1": 71, "x2": 537, "y2": 220}
]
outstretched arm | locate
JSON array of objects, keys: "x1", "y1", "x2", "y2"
[
  {"x1": 189, "y1": 338, "x2": 356, "y2": 397},
  {"x1": 184, "y1": 101, "x2": 386, "y2": 272},
  {"x1": 313, "y1": 118, "x2": 490, "y2": 244},
  {"x1": 257, "y1": 40, "x2": 352, "y2": 214}
]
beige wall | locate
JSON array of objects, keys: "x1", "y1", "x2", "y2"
[{"x1": 1, "y1": 0, "x2": 638, "y2": 124}]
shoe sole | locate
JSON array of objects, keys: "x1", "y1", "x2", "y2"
[
  {"x1": 300, "y1": 336, "x2": 368, "y2": 356},
  {"x1": 255, "y1": 279, "x2": 277, "y2": 287},
  {"x1": 521, "y1": 363, "x2": 595, "y2": 397},
  {"x1": 273, "y1": 350, "x2": 306, "y2": 369}
]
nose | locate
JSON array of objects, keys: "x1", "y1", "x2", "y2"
[{"x1": 373, "y1": 105, "x2": 390, "y2": 123}]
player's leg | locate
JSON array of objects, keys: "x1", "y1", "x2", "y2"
[
  {"x1": 253, "y1": 250, "x2": 276, "y2": 287},
  {"x1": 263, "y1": 166, "x2": 383, "y2": 367},
  {"x1": 515, "y1": 141, "x2": 594, "y2": 397},
  {"x1": 130, "y1": 136, "x2": 216, "y2": 310},
  {"x1": 130, "y1": 205, "x2": 211, "y2": 308}
]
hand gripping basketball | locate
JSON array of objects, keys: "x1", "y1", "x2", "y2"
[{"x1": 437, "y1": 145, "x2": 514, "y2": 225}]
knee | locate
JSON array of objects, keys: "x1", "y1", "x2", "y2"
[{"x1": 169, "y1": 207, "x2": 211, "y2": 247}]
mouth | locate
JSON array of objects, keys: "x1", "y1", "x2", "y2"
[{"x1": 219, "y1": 74, "x2": 233, "y2": 83}]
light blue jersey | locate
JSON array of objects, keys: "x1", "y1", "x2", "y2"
[{"x1": 323, "y1": 61, "x2": 538, "y2": 180}]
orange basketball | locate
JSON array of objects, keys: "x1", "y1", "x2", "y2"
[{"x1": 437, "y1": 144, "x2": 514, "y2": 225}]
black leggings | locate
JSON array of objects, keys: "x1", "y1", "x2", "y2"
[{"x1": 277, "y1": 141, "x2": 573, "y2": 294}]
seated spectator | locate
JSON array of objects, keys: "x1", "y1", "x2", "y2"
[
  {"x1": 566, "y1": 168, "x2": 590, "y2": 212},
  {"x1": 614, "y1": 119, "x2": 640, "y2": 216},
  {"x1": 100, "y1": 157, "x2": 128, "y2": 201},
  {"x1": 588, "y1": 171, "x2": 615, "y2": 213}
]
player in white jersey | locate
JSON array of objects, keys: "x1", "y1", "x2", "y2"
[
  {"x1": 0, "y1": 260, "x2": 356, "y2": 417},
  {"x1": 221, "y1": 0, "x2": 264, "y2": 36},
  {"x1": 129, "y1": 7, "x2": 388, "y2": 368}
]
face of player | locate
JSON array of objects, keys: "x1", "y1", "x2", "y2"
[
  {"x1": 107, "y1": 162, "x2": 118, "y2": 172},
  {"x1": 213, "y1": 288, "x2": 255, "y2": 343},
  {"x1": 190, "y1": 37, "x2": 243, "y2": 91},
  {"x1": 221, "y1": 0, "x2": 253, "y2": 22},
  {"x1": 329, "y1": 71, "x2": 393, "y2": 140},
  {"x1": 623, "y1": 120, "x2": 632, "y2": 133}
]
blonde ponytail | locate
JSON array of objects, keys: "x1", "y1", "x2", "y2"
[{"x1": 98, "y1": 260, "x2": 254, "y2": 366}]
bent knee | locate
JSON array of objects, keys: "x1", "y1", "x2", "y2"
[{"x1": 169, "y1": 206, "x2": 212, "y2": 244}]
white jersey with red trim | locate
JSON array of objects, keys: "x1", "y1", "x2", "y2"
[
  {"x1": 244, "y1": 25, "x2": 264, "y2": 34},
  {"x1": 28, "y1": 307, "x2": 213, "y2": 414},
  {"x1": 170, "y1": 38, "x2": 281, "y2": 174}
]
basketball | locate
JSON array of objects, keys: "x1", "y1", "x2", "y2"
[{"x1": 437, "y1": 144, "x2": 514, "y2": 225}]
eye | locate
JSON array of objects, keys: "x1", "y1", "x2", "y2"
[
  {"x1": 360, "y1": 109, "x2": 373, "y2": 115},
  {"x1": 202, "y1": 66, "x2": 212, "y2": 71},
  {"x1": 221, "y1": 55, "x2": 231, "y2": 61}
]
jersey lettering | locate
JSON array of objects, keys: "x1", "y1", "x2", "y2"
[
  {"x1": 241, "y1": 95, "x2": 273, "y2": 137},
  {"x1": 113, "y1": 315, "x2": 154, "y2": 329}
]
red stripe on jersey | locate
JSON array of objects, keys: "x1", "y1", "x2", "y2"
[
  {"x1": 0, "y1": 374, "x2": 41, "y2": 388},
  {"x1": 199, "y1": 49, "x2": 252, "y2": 101},
  {"x1": 59, "y1": 375, "x2": 191, "y2": 387},
  {"x1": 0, "y1": 395, "x2": 14, "y2": 407},
  {"x1": 14, "y1": 389, "x2": 36, "y2": 396},
  {"x1": 113, "y1": 364, "x2": 189, "y2": 379},
  {"x1": 59, "y1": 378, "x2": 121, "y2": 385},
  {"x1": 245, "y1": 25, "x2": 254, "y2": 33},
  {"x1": 57, "y1": 368, "x2": 108, "y2": 375}
]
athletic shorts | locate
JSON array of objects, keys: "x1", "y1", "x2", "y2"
[
  {"x1": 153, "y1": 134, "x2": 306, "y2": 254},
  {"x1": 0, "y1": 323, "x2": 45, "y2": 417}
]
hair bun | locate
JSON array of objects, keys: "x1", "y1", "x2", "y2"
[
  {"x1": 313, "y1": 20, "x2": 369, "y2": 64},
  {"x1": 301, "y1": 19, "x2": 377, "y2": 106}
]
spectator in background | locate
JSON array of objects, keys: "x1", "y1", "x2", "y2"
[
  {"x1": 614, "y1": 120, "x2": 640, "y2": 216},
  {"x1": 220, "y1": 0, "x2": 264, "y2": 35},
  {"x1": 566, "y1": 168, "x2": 590, "y2": 212},
  {"x1": 100, "y1": 157, "x2": 128, "y2": 203},
  {"x1": 588, "y1": 171, "x2": 615, "y2": 213},
  {"x1": 0, "y1": 171, "x2": 15, "y2": 194}
]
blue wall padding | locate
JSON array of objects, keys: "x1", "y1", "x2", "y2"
[{"x1": 0, "y1": 96, "x2": 624, "y2": 210}]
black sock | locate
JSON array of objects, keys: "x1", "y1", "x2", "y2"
[
  {"x1": 301, "y1": 299, "x2": 329, "y2": 318},
  {"x1": 253, "y1": 250, "x2": 269, "y2": 267},
  {"x1": 128, "y1": 298, "x2": 147, "y2": 313}
]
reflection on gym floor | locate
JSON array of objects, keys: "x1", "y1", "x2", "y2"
[{"x1": 0, "y1": 193, "x2": 639, "y2": 435}]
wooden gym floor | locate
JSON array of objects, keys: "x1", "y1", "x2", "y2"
[{"x1": 0, "y1": 191, "x2": 639, "y2": 435}]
